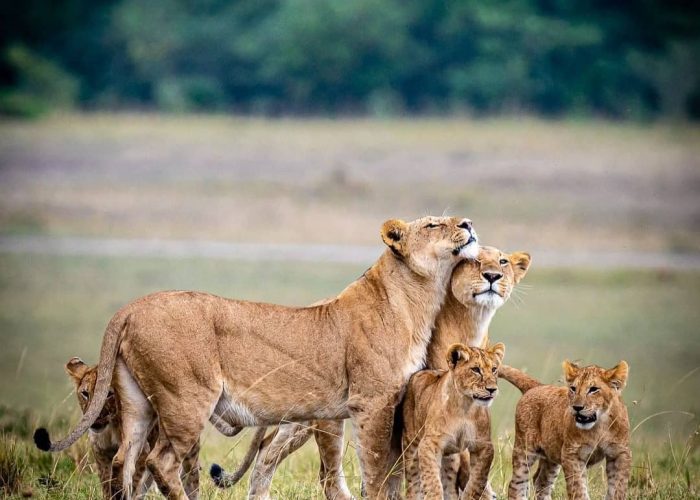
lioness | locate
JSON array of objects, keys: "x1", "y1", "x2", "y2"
[
  {"x1": 66, "y1": 357, "x2": 251, "y2": 499},
  {"x1": 402, "y1": 342, "x2": 505, "y2": 500},
  {"x1": 211, "y1": 246, "x2": 531, "y2": 499},
  {"x1": 500, "y1": 361, "x2": 631, "y2": 500},
  {"x1": 35, "y1": 216, "x2": 478, "y2": 499}
]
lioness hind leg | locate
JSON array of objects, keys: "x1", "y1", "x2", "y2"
[
  {"x1": 314, "y1": 420, "x2": 354, "y2": 500},
  {"x1": 249, "y1": 422, "x2": 314, "y2": 499}
]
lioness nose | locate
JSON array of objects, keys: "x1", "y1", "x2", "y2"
[
  {"x1": 457, "y1": 219, "x2": 472, "y2": 231},
  {"x1": 483, "y1": 272, "x2": 502, "y2": 283},
  {"x1": 573, "y1": 405, "x2": 584, "y2": 412}
]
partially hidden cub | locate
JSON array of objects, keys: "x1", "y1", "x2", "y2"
[
  {"x1": 500, "y1": 360, "x2": 631, "y2": 500},
  {"x1": 402, "y1": 342, "x2": 505, "y2": 500}
]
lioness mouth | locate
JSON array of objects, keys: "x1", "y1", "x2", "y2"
[{"x1": 452, "y1": 236, "x2": 476, "y2": 255}]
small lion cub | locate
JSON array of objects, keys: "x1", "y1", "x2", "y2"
[
  {"x1": 402, "y1": 342, "x2": 505, "y2": 500},
  {"x1": 502, "y1": 360, "x2": 631, "y2": 500}
]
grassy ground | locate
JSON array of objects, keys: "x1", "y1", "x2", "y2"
[{"x1": 0, "y1": 253, "x2": 698, "y2": 498}]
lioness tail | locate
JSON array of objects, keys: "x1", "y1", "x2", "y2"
[
  {"x1": 499, "y1": 364, "x2": 542, "y2": 394},
  {"x1": 34, "y1": 312, "x2": 128, "y2": 452},
  {"x1": 210, "y1": 427, "x2": 268, "y2": 488}
]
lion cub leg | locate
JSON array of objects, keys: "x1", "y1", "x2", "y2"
[
  {"x1": 181, "y1": 440, "x2": 201, "y2": 500},
  {"x1": 462, "y1": 440, "x2": 494, "y2": 500},
  {"x1": 416, "y1": 436, "x2": 445, "y2": 499},
  {"x1": 604, "y1": 450, "x2": 631, "y2": 500},
  {"x1": 314, "y1": 420, "x2": 354, "y2": 500},
  {"x1": 561, "y1": 450, "x2": 589, "y2": 500},
  {"x1": 440, "y1": 454, "x2": 461, "y2": 500},
  {"x1": 532, "y1": 459, "x2": 559, "y2": 500},
  {"x1": 507, "y1": 446, "x2": 536, "y2": 500}
]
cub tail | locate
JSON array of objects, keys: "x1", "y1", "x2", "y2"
[{"x1": 499, "y1": 364, "x2": 541, "y2": 394}]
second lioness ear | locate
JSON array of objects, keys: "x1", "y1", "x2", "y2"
[
  {"x1": 65, "y1": 357, "x2": 88, "y2": 384},
  {"x1": 509, "y1": 252, "x2": 531, "y2": 283},
  {"x1": 381, "y1": 219, "x2": 408, "y2": 257}
]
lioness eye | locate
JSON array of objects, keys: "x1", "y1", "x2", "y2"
[
  {"x1": 588, "y1": 387, "x2": 599, "y2": 394},
  {"x1": 80, "y1": 390, "x2": 89, "y2": 400},
  {"x1": 569, "y1": 386, "x2": 576, "y2": 393},
  {"x1": 425, "y1": 223, "x2": 439, "y2": 229},
  {"x1": 499, "y1": 258, "x2": 508, "y2": 265},
  {"x1": 471, "y1": 367, "x2": 481, "y2": 375}
]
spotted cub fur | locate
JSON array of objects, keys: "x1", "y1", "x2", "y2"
[{"x1": 402, "y1": 343, "x2": 505, "y2": 500}]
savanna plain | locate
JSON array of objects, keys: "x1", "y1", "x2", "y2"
[{"x1": 0, "y1": 115, "x2": 699, "y2": 498}]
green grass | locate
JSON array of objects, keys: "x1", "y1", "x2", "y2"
[{"x1": 0, "y1": 253, "x2": 699, "y2": 497}]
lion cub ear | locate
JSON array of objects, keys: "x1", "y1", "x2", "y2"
[
  {"x1": 381, "y1": 219, "x2": 408, "y2": 258},
  {"x1": 446, "y1": 343, "x2": 470, "y2": 369},
  {"x1": 562, "y1": 360, "x2": 579, "y2": 383},
  {"x1": 489, "y1": 342, "x2": 506, "y2": 364},
  {"x1": 604, "y1": 361, "x2": 629, "y2": 391},
  {"x1": 509, "y1": 252, "x2": 531, "y2": 283},
  {"x1": 65, "y1": 357, "x2": 89, "y2": 384}
]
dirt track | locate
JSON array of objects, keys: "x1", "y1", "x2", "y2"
[{"x1": 2, "y1": 235, "x2": 698, "y2": 270}]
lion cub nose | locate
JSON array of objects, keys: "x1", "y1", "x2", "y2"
[
  {"x1": 483, "y1": 272, "x2": 502, "y2": 283},
  {"x1": 572, "y1": 405, "x2": 584, "y2": 412},
  {"x1": 486, "y1": 387, "x2": 497, "y2": 395}
]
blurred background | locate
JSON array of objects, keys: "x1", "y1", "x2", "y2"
[{"x1": 0, "y1": 1, "x2": 699, "y2": 498}]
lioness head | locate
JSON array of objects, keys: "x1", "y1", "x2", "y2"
[
  {"x1": 381, "y1": 216, "x2": 478, "y2": 277},
  {"x1": 450, "y1": 246, "x2": 530, "y2": 310},
  {"x1": 65, "y1": 357, "x2": 116, "y2": 432},
  {"x1": 446, "y1": 342, "x2": 505, "y2": 408},
  {"x1": 563, "y1": 360, "x2": 629, "y2": 430}
]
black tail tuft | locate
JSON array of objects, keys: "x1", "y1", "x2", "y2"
[
  {"x1": 34, "y1": 428, "x2": 51, "y2": 451},
  {"x1": 210, "y1": 463, "x2": 224, "y2": 487}
]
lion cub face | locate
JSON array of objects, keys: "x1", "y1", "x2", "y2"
[
  {"x1": 381, "y1": 216, "x2": 478, "y2": 277},
  {"x1": 65, "y1": 357, "x2": 117, "y2": 432},
  {"x1": 447, "y1": 342, "x2": 505, "y2": 408},
  {"x1": 451, "y1": 246, "x2": 531, "y2": 309},
  {"x1": 563, "y1": 360, "x2": 629, "y2": 430}
]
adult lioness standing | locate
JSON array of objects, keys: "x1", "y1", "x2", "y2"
[{"x1": 34, "y1": 216, "x2": 478, "y2": 499}]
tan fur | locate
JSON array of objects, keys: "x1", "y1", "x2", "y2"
[
  {"x1": 40, "y1": 216, "x2": 478, "y2": 499},
  {"x1": 210, "y1": 246, "x2": 531, "y2": 499},
  {"x1": 402, "y1": 343, "x2": 505, "y2": 500},
  {"x1": 504, "y1": 361, "x2": 631, "y2": 500},
  {"x1": 66, "y1": 357, "x2": 257, "y2": 499}
]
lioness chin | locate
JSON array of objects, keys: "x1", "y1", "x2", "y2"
[{"x1": 35, "y1": 216, "x2": 477, "y2": 500}]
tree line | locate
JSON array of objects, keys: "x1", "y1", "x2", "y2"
[{"x1": 1, "y1": 0, "x2": 699, "y2": 119}]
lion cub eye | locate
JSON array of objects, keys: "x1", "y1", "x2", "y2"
[
  {"x1": 499, "y1": 258, "x2": 508, "y2": 265},
  {"x1": 491, "y1": 367, "x2": 497, "y2": 374},
  {"x1": 471, "y1": 367, "x2": 482, "y2": 375},
  {"x1": 569, "y1": 386, "x2": 576, "y2": 393},
  {"x1": 80, "y1": 390, "x2": 89, "y2": 400},
  {"x1": 588, "y1": 386, "x2": 599, "y2": 394}
]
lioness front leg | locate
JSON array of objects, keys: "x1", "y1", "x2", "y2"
[
  {"x1": 349, "y1": 399, "x2": 399, "y2": 499},
  {"x1": 416, "y1": 438, "x2": 444, "y2": 500}
]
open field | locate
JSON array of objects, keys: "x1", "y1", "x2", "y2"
[
  {"x1": 0, "y1": 253, "x2": 698, "y2": 498},
  {"x1": 0, "y1": 115, "x2": 698, "y2": 497},
  {"x1": 1, "y1": 114, "x2": 699, "y2": 253}
]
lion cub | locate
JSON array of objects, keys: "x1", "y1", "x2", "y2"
[
  {"x1": 501, "y1": 360, "x2": 631, "y2": 500},
  {"x1": 402, "y1": 343, "x2": 505, "y2": 500}
]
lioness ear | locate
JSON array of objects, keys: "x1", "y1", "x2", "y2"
[
  {"x1": 381, "y1": 219, "x2": 408, "y2": 258},
  {"x1": 447, "y1": 343, "x2": 470, "y2": 369},
  {"x1": 509, "y1": 252, "x2": 531, "y2": 283},
  {"x1": 489, "y1": 342, "x2": 506, "y2": 364},
  {"x1": 65, "y1": 357, "x2": 88, "y2": 384},
  {"x1": 605, "y1": 361, "x2": 629, "y2": 391},
  {"x1": 562, "y1": 360, "x2": 579, "y2": 383}
]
